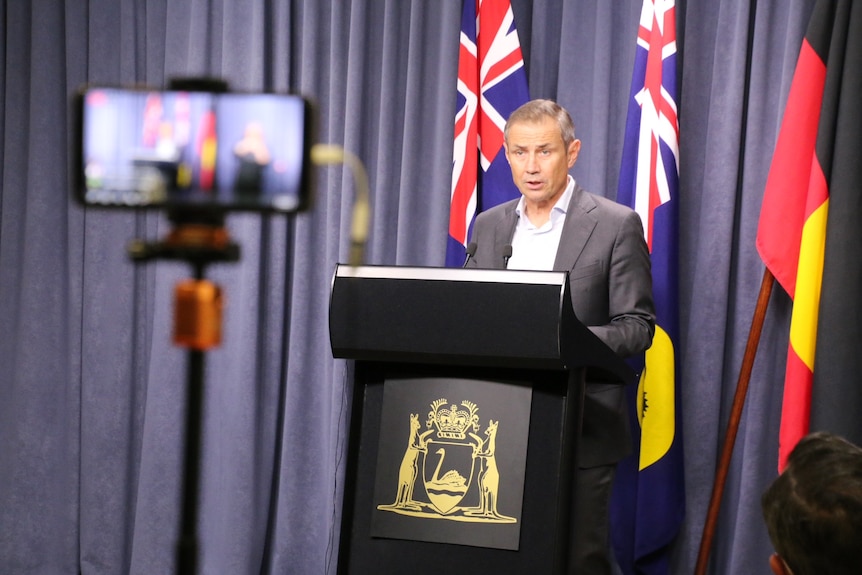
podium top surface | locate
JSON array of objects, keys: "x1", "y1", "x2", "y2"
[
  {"x1": 332, "y1": 264, "x2": 569, "y2": 285},
  {"x1": 329, "y1": 264, "x2": 634, "y2": 383}
]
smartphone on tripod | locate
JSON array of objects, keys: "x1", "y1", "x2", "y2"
[{"x1": 73, "y1": 84, "x2": 315, "y2": 214}]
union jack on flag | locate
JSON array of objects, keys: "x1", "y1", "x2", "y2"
[
  {"x1": 446, "y1": 0, "x2": 529, "y2": 267},
  {"x1": 611, "y1": 1, "x2": 685, "y2": 574},
  {"x1": 628, "y1": 1, "x2": 680, "y2": 249}
]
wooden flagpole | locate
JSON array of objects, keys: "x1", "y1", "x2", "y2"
[{"x1": 694, "y1": 268, "x2": 774, "y2": 575}]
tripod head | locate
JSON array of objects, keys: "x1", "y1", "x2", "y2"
[{"x1": 127, "y1": 209, "x2": 240, "y2": 270}]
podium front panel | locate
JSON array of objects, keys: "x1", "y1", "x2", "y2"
[{"x1": 338, "y1": 362, "x2": 582, "y2": 575}]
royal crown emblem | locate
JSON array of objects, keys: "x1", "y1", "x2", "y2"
[{"x1": 427, "y1": 398, "x2": 479, "y2": 440}]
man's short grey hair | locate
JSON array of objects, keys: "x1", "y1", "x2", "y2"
[{"x1": 504, "y1": 99, "x2": 576, "y2": 148}]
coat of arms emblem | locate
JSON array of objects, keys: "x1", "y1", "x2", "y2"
[{"x1": 377, "y1": 398, "x2": 515, "y2": 523}]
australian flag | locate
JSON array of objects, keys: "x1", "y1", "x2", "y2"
[
  {"x1": 610, "y1": 1, "x2": 685, "y2": 573},
  {"x1": 446, "y1": 0, "x2": 529, "y2": 267}
]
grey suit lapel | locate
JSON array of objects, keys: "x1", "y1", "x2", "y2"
[{"x1": 553, "y1": 185, "x2": 597, "y2": 272}]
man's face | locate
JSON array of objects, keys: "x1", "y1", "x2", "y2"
[{"x1": 504, "y1": 116, "x2": 580, "y2": 207}]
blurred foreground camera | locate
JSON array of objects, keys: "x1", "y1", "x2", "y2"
[{"x1": 73, "y1": 81, "x2": 314, "y2": 214}]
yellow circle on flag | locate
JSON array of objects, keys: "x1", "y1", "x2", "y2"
[{"x1": 636, "y1": 326, "x2": 675, "y2": 470}]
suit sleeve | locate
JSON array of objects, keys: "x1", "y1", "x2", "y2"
[{"x1": 588, "y1": 210, "x2": 655, "y2": 358}]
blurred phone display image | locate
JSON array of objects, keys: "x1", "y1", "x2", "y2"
[{"x1": 80, "y1": 88, "x2": 310, "y2": 212}]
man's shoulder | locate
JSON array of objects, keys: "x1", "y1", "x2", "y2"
[{"x1": 574, "y1": 187, "x2": 637, "y2": 221}]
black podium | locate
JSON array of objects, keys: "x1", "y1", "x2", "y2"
[{"x1": 329, "y1": 265, "x2": 633, "y2": 575}]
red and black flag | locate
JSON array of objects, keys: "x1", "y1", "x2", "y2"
[
  {"x1": 806, "y1": 0, "x2": 862, "y2": 452},
  {"x1": 756, "y1": 0, "x2": 862, "y2": 468}
]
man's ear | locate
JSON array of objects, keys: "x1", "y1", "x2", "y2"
[
  {"x1": 769, "y1": 553, "x2": 792, "y2": 575},
  {"x1": 567, "y1": 139, "x2": 581, "y2": 168}
]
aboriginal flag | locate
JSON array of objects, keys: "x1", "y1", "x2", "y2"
[{"x1": 756, "y1": 0, "x2": 862, "y2": 468}]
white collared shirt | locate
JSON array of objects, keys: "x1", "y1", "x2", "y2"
[{"x1": 506, "y1": 175, "x2": 575, "y2": 271}]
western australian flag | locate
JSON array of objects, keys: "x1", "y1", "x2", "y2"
[
  {"x1": 446, "y1": 0, "x2": 529, "y2": 267},
  {"x1": 610, "y1": 1, "x2": 685, "y2": 574}
]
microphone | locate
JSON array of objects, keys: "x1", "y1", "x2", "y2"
[
  {"x1": 503, "y1": 244, "x2": 512, "y2": 268},
  {"x1": 463, "y1": 242, "x2": 478, "y2": 268}
]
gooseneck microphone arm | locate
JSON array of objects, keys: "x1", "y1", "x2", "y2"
[
  {"x1": 503, "y1": 244, "x2": 513, "y2": 268},
  {"x1": 310, "y1": 144, "x2": 370, "y2": 267}
]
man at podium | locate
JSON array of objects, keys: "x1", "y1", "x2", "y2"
[{"x1": 465, "y1": 99, "x2": 655, "y2": 575}]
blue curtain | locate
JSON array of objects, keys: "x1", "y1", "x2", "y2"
[{"x1": 0, "y1": 1, "x2": 817, "y2": 573}]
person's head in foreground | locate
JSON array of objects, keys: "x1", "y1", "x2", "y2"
[{"x1": 761, "y1": 431, "x2": 862, "y2": 575}]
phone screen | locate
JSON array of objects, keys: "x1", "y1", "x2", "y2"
[{"x1": 76, "y1": 87, "x2": 313, "y2": 212}]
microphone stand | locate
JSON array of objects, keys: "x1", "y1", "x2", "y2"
[{"x1": 128, "y1": 209, "x2": 240, "y2": 575}]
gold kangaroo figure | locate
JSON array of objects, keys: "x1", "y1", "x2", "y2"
[
  {"x1": 392, "y1": 413, "x2": 432, "y2": 510},
  {"x1": 467, "y1": 420, "x2": 501, "y2": 518}
]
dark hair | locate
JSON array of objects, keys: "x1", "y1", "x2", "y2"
[
  {"x1": 504, "y1": 99, "x2": 575, "y2": 148},
  {"x1": 761, "y1": 431, "x2": 862, "y2": 575}
]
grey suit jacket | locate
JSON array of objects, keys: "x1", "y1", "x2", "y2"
[{"x1": 466, "y1": 183, "x2": 655, "y2": 467}]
